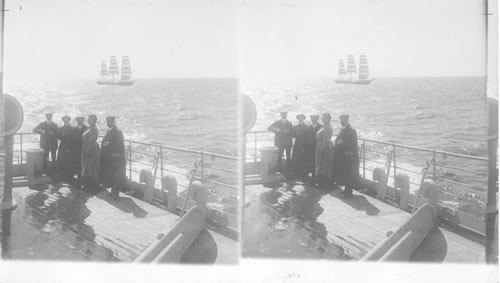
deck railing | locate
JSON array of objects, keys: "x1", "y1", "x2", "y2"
[
  {"x1": 245, "y1": 130, "x2": 488, "y2": 210},
  {"x1": 12, "y1": 132, "x2": 239, "y2": 201}
]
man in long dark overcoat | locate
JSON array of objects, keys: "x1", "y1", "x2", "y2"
[
  {"x1": 291, "y1": 114, "x2": 308, "y2": 179},
  {"x1": 100, "y1": 116, "x2": 126, "y2": 200},
  {"x1": 333, "y1": 113, "x2": 359, "y2": 198},
  {"x1": 304, "y1": 114, "x2": 321, "y2": 180},
  {"x1": 72, "y1": 116, "x2": 88, "y2": 183},
  {"x1": 56, "y1": 115, "x2": 75, "y2": 180},
  {"x1": 267, "y1": 111, "x2": 293, "y2": 175},
  {"x1": 33, "y1": 112, "x2": 59, "y2": 173}
]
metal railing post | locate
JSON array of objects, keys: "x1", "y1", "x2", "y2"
[
  {"x1": 432, "y1": 150, "x2": 436, "y2": 181},
  {"x1": 363, "y1": 139, "x2": 366, "y2": 179},
  {"x1": 19, "y1": 133, "x2": 23, "y2": 164},
  {"x1": 200, "y1": 152, "x2": 205, "y2": 181},
  {"x1": 253, "y1": 132, "x2": 257, "y2": 165},
  {"x1": 160, "y1": 146, "x2": 164, "y2": 182},
  {"x1": 128, "y1": 140, "x2": 132, "y2": 181},
  {"x1": 393, "y1": 144, "x2": 396, "y2": 182}
]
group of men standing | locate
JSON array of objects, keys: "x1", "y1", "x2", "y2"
[
  {"x1": 268, "y1": 111, "x2": 359, "y2": 198},
  {"x1": 33, "y1": 112, "x2": 127, "y2": 200}
]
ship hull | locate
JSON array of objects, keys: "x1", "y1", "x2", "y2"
[
  {"x1": 115, "y1": 80, "x2": 135, "y2": 86},
  {"x1": 352, "y1": 79, "x2": 375, "y2": 85},
  {"x1": 334, "y1": 79, "x2": 375, "y2": 85},
  {"x1": 96, "y1": 80, "x2": 136, "y2": 86},
  {"x1": 96, "y1": 81, "x2": 116, "y2": 85},
  {"x1": 334, "y1": 79, "x2": 352, "y2": 84}
]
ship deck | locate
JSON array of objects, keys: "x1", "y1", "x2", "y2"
[
  {"x1": 1, "y1": 183, "x2": 238, "y2": 264},
  {"x1": 243, "y1": 180, "x2": 485, "y2": 262},
  {"x1": 410, "y1": 224, "x2": 485, "y2": 262}
]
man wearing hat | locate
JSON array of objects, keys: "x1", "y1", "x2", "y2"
[
  {"x1": 291, "y1": 114, "x2": 308, "y2": 178},
  {"x1": 333, "y1": 113, "x2": 359, "y2": 198},
  {"x1": 72, "y1": 116, "x2": 88, "y2": 183},
  {"x1": 56, "y1": 115, "x2": 75, "y2": 180},
  {"x1": 268, "y1": 111, "x2": 293, "y2": 175},
  {"x1": 99, "y1": 116, "x2": 126, "y2": 200},
  {"x1": 304, "y1": 114, "x2": 321, "y2": 180},
  {"x1": 33, "y1": 112, "x2": 59, "y2": 173}
]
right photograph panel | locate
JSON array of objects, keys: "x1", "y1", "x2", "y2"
[{"x1": 240, "y1": 0, "x2": 497, "y2": 262}]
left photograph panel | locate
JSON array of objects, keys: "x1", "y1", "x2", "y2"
[{"x1": 0, "y1": 0, "x2": 239, "y2": 264}]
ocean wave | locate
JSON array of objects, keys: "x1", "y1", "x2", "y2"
[
  {"x1": 440, "y1": 145, "x2": 486, "y2": 157},
  {"x1": 359, "y1": 129, "x2": 385, "y2": 140},
  {"x1": 414, "y1": 111, "x2": 447, "y2": 120},
  {"x1": 8, "y1": 78, "x2": 237, "y2": 157}
]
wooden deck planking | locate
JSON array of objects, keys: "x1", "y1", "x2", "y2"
[
  {"x1": 307, "y1": 188, "x2": 411, "y2": 259},
  {"x1": 244, "y1": 182, "x2": 411, "y2": 260},
  {"x1": 211, "y1": 230, "x2": 239, "y2": 264},
  {"x1": 4, "y1": 184, "x2": 237, "y2": 264},
  {"x1": 81, "y1": 191, "x2": 180, "y2": 260},
  {"x1": 411, "y1": 225, "x2": 485, "y2": 262},
  {"x1": 245, "y1": 173, "x2": 286, "y2": 186},
  {"x1": 245, "y1": 181, "x2": 486, "y2": 262}
]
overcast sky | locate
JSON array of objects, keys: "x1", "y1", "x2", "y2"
[
  {"x1": 4, "y1": 0, "x2": 237, "y2": 80},
  {"x1": 2, "y1": 0, "x2": 488, "y2": 80},
  {"x1": 239, "y1": 0, "x2": 487, "y2": 79}
]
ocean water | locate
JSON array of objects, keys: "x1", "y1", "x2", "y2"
[
  {"x1": 5, "y1": 78, "x2": 238, "y2": 157},
  {"x1": 2, "y1": 78, "x2": 240, "y2": 253},
  {"x1": 243, "y1": 77, "x2": 488, "y2": 199}
]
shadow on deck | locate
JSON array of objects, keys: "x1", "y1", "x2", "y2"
[
  {"x1": 243, "y1": 180, "x2": 411, "y2": 260},
  {"x1": 1, "y1": 182, "x2": 238, "y2": 264},
  {"x1": 243, "y1": 179, "x2": 486, "y2": 262},
  {"x1": 410, "y1": 224, "x2": 485, "y2": 262}
]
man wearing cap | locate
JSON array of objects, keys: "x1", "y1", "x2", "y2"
[
  {"x1": 267, "y1": 111, "x2": 293, "y2": 175},
  {"x1": 304, "y1": 114, "x2": 321, "y2": 180},
  {"x1": 33, "y1": 113, "x2": 59, "y2": 173},
  {"x1": 56, "y1": 115, "x2": 75, "y2": 180},
  {"x1": 72, "y1": 116, "x2": 88, "y2": 183},
  {"x1": 333, "y1": 113, "x2": 359, "y2": 198},
  {"x1": 99, "y1": 116, "x2": 126, "y2": 200},
  {"x1": 291, "y1": 114, "x2": 308, "y2": 178}
]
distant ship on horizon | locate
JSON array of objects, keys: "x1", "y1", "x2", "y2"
[
  {"x1": 335, "y1": 54, "x2": 374, "y2": 85},
  {"x1": 97, "y1": 56, "x2": 135, "y2": 86}
]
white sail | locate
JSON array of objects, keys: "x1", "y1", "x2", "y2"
[
  {"x1": 338, "y1": 59, "x2": 346, "y2": 78},
  {"x1": 346, "y1": 55, "x2": 357, "y2": 81},
  {"x1": 108, "y1": 56, "x2": 119, "y2": 80},
  {"x1": 358, "y1": 55, "x2": 369, "y2": 80},
  {"x1": 120, "y1": 56, "x2": 132, "y2": 81},
  {"x1": 100, "y1": 60, "x2": 108, "y2": 77}
]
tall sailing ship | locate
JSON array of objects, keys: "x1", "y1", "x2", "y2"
[
  {"x1": 97, "y1": 56, "x2": 135, "y2": 86},
  {"x1": 335, "y1": 54, "x2": 374, "y2": 85}
]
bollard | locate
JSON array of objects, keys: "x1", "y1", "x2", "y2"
[
  {"x1": 395, "y1": 174, "x2": 410, "y2": 211},
  {"x1": 421, "y1": 179, "x2": 439, "y2": 219},
  {"x1": 140, "y1": 169, "x2": 154, "y2": 203},
  {"x1": 259, "y1": 147, "x2": 278, "y2": 179},
  {"x1": 162, "y1": 175, "x2": 178, "y2": 213},
  {"x1": 190, "y1": 181, "x2": 208, "y2": 211},
  {"x1": 373, "y1": 167, "x2": 387, "y2": 201}
]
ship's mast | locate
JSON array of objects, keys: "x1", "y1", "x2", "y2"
[
  {"x1": 100, "y1": 60, "x2": 108, "y2": 81},
  {"x1": 346, "y1": 55, "x2": 357, "y2": 82},
  {"x1": 120, "y1": 56, "x2": 131, "y2": 81},
  {"x1": 338, "y1": 59, "x2": 346, "y2": 80},
  {"x1": 0, "y1": 0, "x2": 5, "y2": 206},
  {"x1": 485, "y1": 0, "x2": 498, "y2": 264},
  {"x1": 358, "y1": 55, "x2": 369, "y2": 80},
  {"x1": 108, "y1": 56, "x2": 119, "y2": 82},
  {"x1": 0, "y1": 0, "x2": 17, "y2": 239}
]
